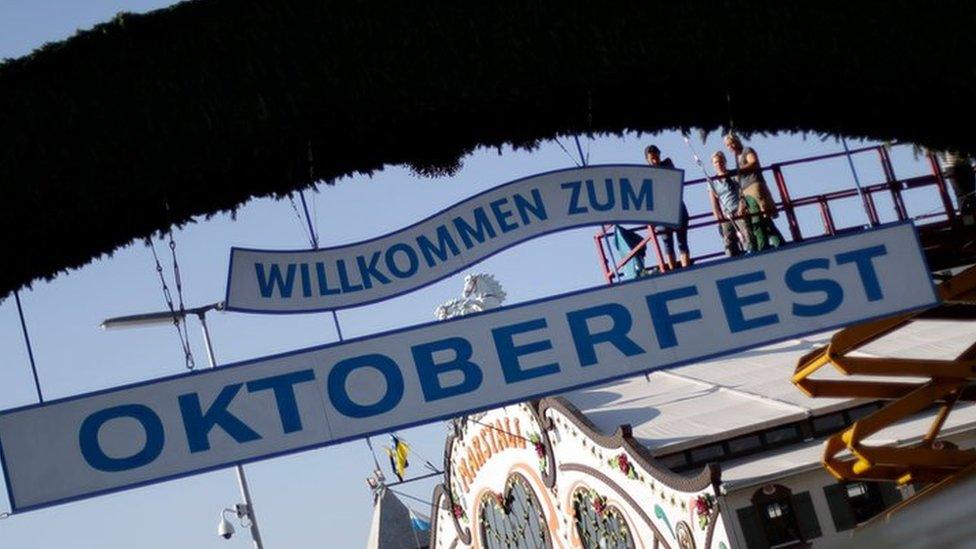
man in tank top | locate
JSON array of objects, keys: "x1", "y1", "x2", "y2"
[{"x1": 724, "y1": 134, "x2": 784, "y2": 251}]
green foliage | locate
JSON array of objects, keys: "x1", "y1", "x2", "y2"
[{"x1": 1, "y1": 0, "x2": 974, "y2": 296}]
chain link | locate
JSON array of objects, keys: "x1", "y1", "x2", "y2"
[
  {"x1": 147, "y1": 237, "x2": 195, "y2": 370},
  {"x1": 167, "y1": 232, "x2": 193, "y2": 369}
]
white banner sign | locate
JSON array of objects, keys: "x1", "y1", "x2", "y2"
[
  {"x1": 224, "y1": 165, "x2": 684, "y2": 313},
  {"x1": 0, "y1": 223, "x2": 936, "y2": 512}
]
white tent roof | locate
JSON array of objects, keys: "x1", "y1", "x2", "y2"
[{"x1": 560, "y1": 319, "x2": 974, "y2": 461}]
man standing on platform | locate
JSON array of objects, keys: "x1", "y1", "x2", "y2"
[
  {"x1": 724, "y1": 134, "x2": 784, "y2": 251},
  {"x1": 710, "y1": 151, "x2": 753, "y2": 256},
  {"x1": 645, "y1": 145, "x2": 691, "y2": 269}
]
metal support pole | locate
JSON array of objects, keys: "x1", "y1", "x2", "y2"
[
  {"x1": 771, "y1": 165, "x2": 804, "y2": 242},
  {"x1": 13, "y1": 290, "x2": 44, "y2": 403},
  {"x1": 647, "y1": 225, "x2": 668, "y2": 273},
  {"x1": 602, "y1": 229, "x2": 621, "y2": 281},
  {"x1": 593, "y1": 233, "x2": 614, "y2": 284},
  {"x1": 198, "y1": 314, "x2": 265, "y2": 549}
]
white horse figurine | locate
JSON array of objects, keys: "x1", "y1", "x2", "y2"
[{"x1": 435, "y1": 273, "x2": 507, "y2": 320}]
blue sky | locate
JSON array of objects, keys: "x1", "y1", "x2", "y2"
[{"x1": 0, "y1": 2, "x2": 948, "y2": 547}]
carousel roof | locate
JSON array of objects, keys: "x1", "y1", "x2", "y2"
[
  {"x1": 2, "y1": 1, "x2": 976, "y2": 298},
  {"x1": 561, "y1": 318, "x2": 975, "y2": 464}
]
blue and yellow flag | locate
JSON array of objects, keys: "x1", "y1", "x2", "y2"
[{"x1": 385, "y1": 435, "x2": 410, "y2": 482}]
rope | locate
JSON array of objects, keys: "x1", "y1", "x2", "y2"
[
  {"x1": 408, "y1": 444, "x2": 440, "y2": 474},
  {"x1": 389, "y1": 432, "x2": 441, "y2": 474},
  {"x1": 841, "y1": 137, "x2": 872, "y2": 227},
  {"x1": 287, "y1": 193, "x2": 315, "y2": 245},
  {"x1": 297, "y1": 140, "x2": 320, "y2": 249},
  {"x1": 146, "y1": 237, "x2": 195, "y2": 370},
  {"x1": 308, "y1": 140, "x2": 319, "y2": 243},
  {"x1": 573, "y1": 135, "x2": 587, "y2": 167},
  {"x1": 297, "y1": 191, "x2": 319, "y2": 249},
  {"x1": 553, "y1": 138, "x2": 581, "y2": 167},
  {"x1": 13, "y1": 291, "x2": 43, "y2": 402},
  {"x1": 681, "y1": 133, "x2": 713, "y2": 180},
  {"x1": 388, "y1": 488, "x2": 434, "y2": 508},
  {"x1": 681, "y1": 134, "x2": 748, "y2": 243},
  {"x1": 365, "y1": 436, "x2": 383, "y2": 472},
  {"x1": 386, "y1": 471, "x2": 444, "y2": 486}
]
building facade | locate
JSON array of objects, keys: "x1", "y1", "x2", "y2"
[{"x1": 428, "y1": 319, "x2": 976, "y2": 548}]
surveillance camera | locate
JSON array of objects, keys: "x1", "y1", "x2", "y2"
[{"x1": 218, "y1": 516, "x2": 236, "y2": 540}]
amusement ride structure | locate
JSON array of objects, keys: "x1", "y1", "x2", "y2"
[{"x1": 592, "y1": 141, "x2": 976, "y2": 541}]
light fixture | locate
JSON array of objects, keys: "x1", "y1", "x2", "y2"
[
  {"x1": 218, "y1": 511, "x2": 236, "y2": 540},
  {"x1": 218, "y1": 504, "x2": 252, "y2": 541},
  {"x1": 99, "y1": 302, "x2": 223, "y2": 330}
]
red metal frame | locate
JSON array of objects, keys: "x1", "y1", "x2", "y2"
[{"x1": 596, "y1": 143, "x2": 960, "y2": 283}]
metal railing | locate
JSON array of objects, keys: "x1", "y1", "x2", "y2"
[{"x1": 595, "y1": 144, "x2": 958, "y2": 283}]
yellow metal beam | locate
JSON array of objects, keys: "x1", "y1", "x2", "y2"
[{"x1": 793, "y1": 265, "x2": 976, "y2": 487}]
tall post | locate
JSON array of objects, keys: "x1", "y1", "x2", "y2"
[{"x1": 198, "y1": 314, "x2": 265, "y2": 549}]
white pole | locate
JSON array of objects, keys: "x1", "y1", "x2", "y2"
[{"x1": 199, "y1": 314, "x2": 266, "y2": 549}]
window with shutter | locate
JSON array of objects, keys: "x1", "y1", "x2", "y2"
[
  {"x1": 735, "y1": 506, "x2": 768, "y2": 549},
  {"x1": 791, "y1": 491, "x2": 822, "y2": 540},
  {"x1": 823, "y1": 483, "x2": 856, "y2": 532},
  {"x1": 844, "y1": 481, "x2": 886, "y2": 524},
  {"x1": 749, "y1": 484, "x2": 803, "y2": 548}
]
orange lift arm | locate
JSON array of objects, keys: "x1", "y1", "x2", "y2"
[{"x1": 793, "y1": 266, "x2": 976, "y2": 486}]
